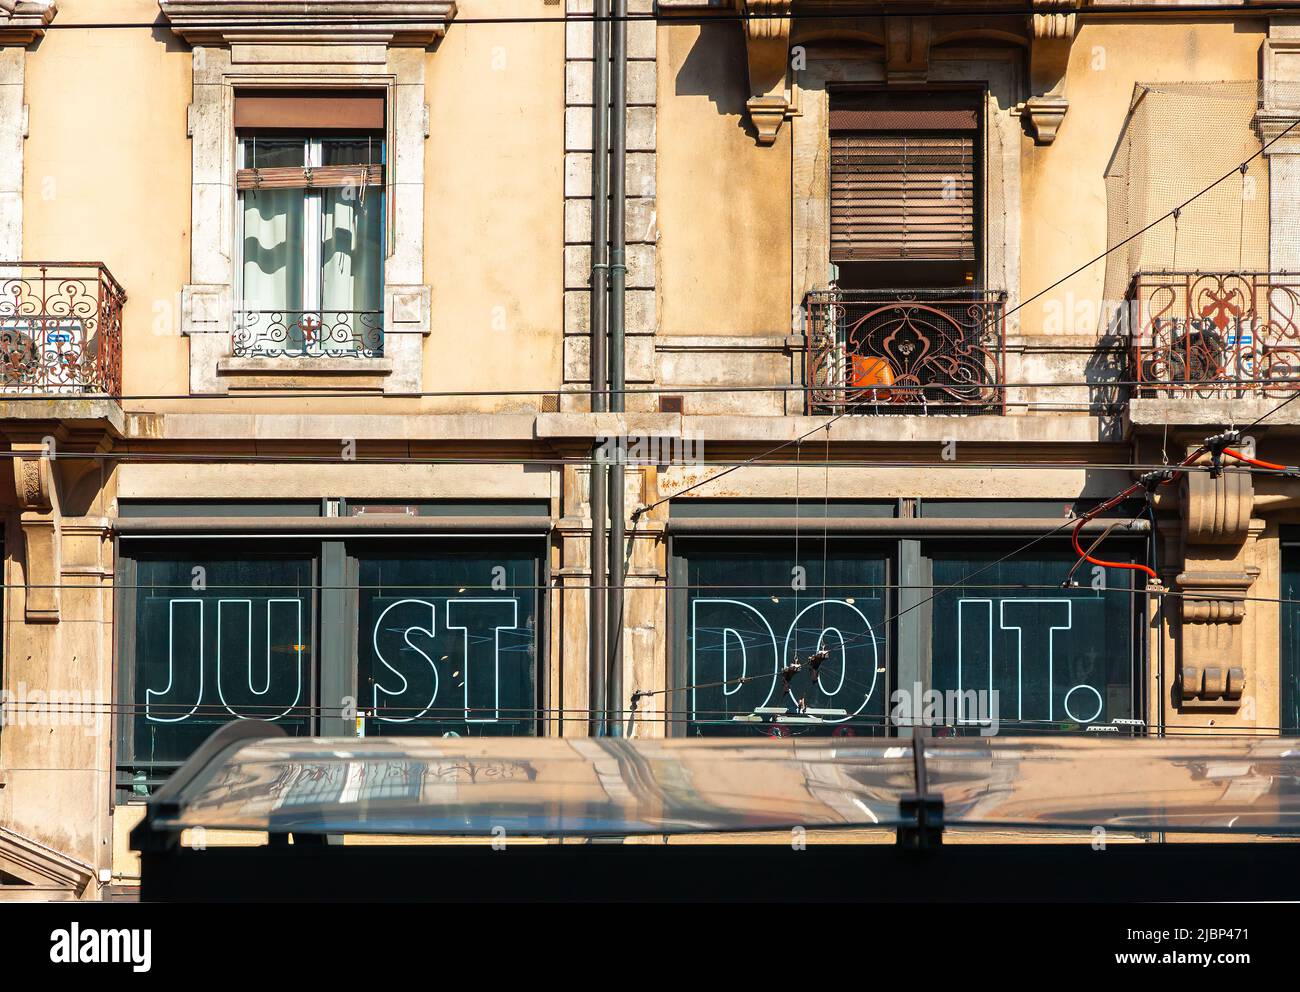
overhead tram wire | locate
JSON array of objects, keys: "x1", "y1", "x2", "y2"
[
  {"x1": 0, "y1": 448, "x2": 1293, "y2": 474},
  {"x1": 7, "y1": 375, "x2": 1300, "y2": 402},
  {"x1": 19, "y1": 579, "x2": 1300, "y2": 610},
  {"x1": 37, "y1": 4, "x2": 1300, "y2": 29}
]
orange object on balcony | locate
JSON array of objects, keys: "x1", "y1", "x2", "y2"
[{"x1": 849, "y1": 355, "x2": 896, "y2": 400}]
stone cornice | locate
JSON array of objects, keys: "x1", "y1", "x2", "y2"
[
  {"x1": 157, "y1": 1, "x2": 457, "y2": 46},
  {"x1": 0, "y1": 0, "x2": 56, "y2": 45}
]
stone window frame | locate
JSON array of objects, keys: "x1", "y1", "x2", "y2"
[
  {"x1": 161, "y1": 7, "x2": 443, "y2": 395},
  {"x1": 0, "y1": 1, "x2": 57, "y2": 261},
  {"x1": 791, "y1": 47, "x2": 1022, "y2": 330}
]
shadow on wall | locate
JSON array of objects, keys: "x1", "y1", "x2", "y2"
[
  {"x1": 1086, "y1": 326, "x2": 1130, "y2": 442},
  {"x1": 672, "y1": 22, "x2": 756, "y2": 141}
]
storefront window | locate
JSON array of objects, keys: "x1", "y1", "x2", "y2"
[
  {"x1": 130, "y1": 554, "x2": 315, "y2": 783},
  {"x1": 673, "y1": 536, "x2": 1143, "y2": 738},
  {"x1": 1282, "y1": 541, "x2": 1300, "y2": 732},
  {"x1": 677, "y1": 540, "x2": 889, "y2": 736},
  {"x1": 119, "y1": 537, "x2": 544, "y2": 797},
  {"x1": 929, "y1": 552, "x2": 1138, "y2": 730},
  {"x1": 356, "y1": 547, "x2": 540, "y2": 736}
]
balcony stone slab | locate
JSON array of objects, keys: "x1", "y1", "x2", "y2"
[{"x1": 1129, "y1": 398, "x2": 1300, "y2": 434}]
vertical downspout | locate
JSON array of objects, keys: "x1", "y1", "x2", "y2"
[
  {"x1": 607, "y1": 0, "x2": 628, "y2": 735},
  {"x1": 588, "y1": 0, "x2": 611, "y2": 736}
]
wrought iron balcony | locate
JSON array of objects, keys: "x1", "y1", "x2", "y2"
[
  {"x1": 233, "y1": 309, "x2": 384, "y2": 359},
  {"x1": 1128, "y1": 272, "x2": 1300, "y2": 396},
  {"x1": 0, "y1": 262, "x2": 125, "y2": 396},
  {"x1": 804, "y1": 288, "x2": 1007, "y2": 414}
]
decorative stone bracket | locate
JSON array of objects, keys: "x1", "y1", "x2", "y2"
[
  {"x1": 1023, "y1": 2, "x2": 1078, "y2": 145},
  {"x1": 1173, "y1": 469, "x2": 1256, "y2": 710},
  {"x1": 11, "y1": 441, "x2": 60, "y2": 623},
  {"x1": 741, "y1": 0, "x2": 793, "y2": 145}
]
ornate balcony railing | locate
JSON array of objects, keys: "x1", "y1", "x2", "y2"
[
  {"x1": 233, "y1": 309, "x2": 384, "y2": 359},
  {"x1": 805, "y1": 288, "x2": 1007, "y2": 414},
  {"x1": 0, "y1": 262, "x2": 125, "y2": 396},
  {"x1": 1128, "y1": 272, "x2": 1300, "y2": 396}
]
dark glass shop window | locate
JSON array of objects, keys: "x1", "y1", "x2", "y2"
[
  {"x1": 131, "y1": 555, "x2": 315, "y2": 787},
  {"x1": 929, "y1": 552, "x2": 1138, "y2": 731},
  {"x1": 355, "y1": 545, "x2": 541, "y2": 736},
  {"x1": 679, "y1": 541, "x2": 888, "y2": 737},
  {"x1": 1282, "y1": 543, "x2": 1300, "y2": 732}
]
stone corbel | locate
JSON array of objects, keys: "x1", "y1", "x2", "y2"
[
  {"x1": 11, "y1": 441, "x2": 60, "y2": 623},
  {"x1": 1174, "y1": 469, "x2": 1255, "y2": 710},
  {"x1": 1024, "y1": 2, "x2": 1078, "y2": 145},
  {"x1": 740, "y1": 0, "x2": 793, "y2": 145}
]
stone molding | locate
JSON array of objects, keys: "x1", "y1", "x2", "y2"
[
  {"x1": 1259, "y1": 21, "x2": 1300, "y2": 271},
  {"x1": 0, "y1": 3, "x2": 54, "y2": 262},
  {"x1": 157, "y1": 1, "x2": 456, "y2": 45},
  {"x1": 562, "y1": 0, "x2": 659, "y2": 410},
  {"x1": 0, "y1": 1, "x2": 54, "y2": 45},
  {"x1": 0, "y1": 824, "x2": 96, "y2": 895},
  {"x1": 660, "y1": 0, "x2": 1079, "y2": 145}
]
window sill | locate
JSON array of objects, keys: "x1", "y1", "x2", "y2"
[{"x1": 216, "y1": 356, "x2": 393, "y2": 391}]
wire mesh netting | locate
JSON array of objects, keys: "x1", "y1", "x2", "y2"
[
  {"x1": 1104, "y1": 81, "x2": 1280, "y2": 298},
  {"x1": 1105, "y1": 81, "x2": 1300, "y2": 394}
]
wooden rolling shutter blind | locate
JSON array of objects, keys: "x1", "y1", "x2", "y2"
[
  {"x1": 235, "y1": 165, "x2": 383, "y2": 192},
  {"x1": 830, "y1": 100, "x2": 978, "y2": 262},
  {"x1": 235, "y1": 89, "x2": 385, "y2": 192}
]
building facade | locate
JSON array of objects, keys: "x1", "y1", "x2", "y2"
[{"x1": 1, "y1": 0, "x2": 1299, "y2": 897}]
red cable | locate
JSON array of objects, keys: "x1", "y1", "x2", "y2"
[
  {"x1": 1222, "y1": 447, "x2": 1290, "y2": 472},
  {"x1": 1071, "y1": 484, "x2": 1158, "y2": 580},
  {"x1": 1069, "y1": 443, "x2": 1290, "y2": 582},
  {"x1": 1068, "y1": 445, "x2": 1208, "y2": 581}
]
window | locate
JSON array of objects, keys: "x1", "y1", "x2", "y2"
[
  {"x1": 828, "y1": 91, "x2": 979, "y2": 291},
  {"x1": 810, "y1": 92, "x2": 1003, "y2": 414},
  {"x1": 673, "y1": 539, "x2": 890, "y2": 737},
  {"x1": 671, "y1": 532, "x2": 1143, "y2": 737},
  {"x1": 234, "y1": 90, "x2": 386, "y2": 358},
  {"x1": 124, "y1": 549, "x2": 317, "y2": 794},
  {"x1": 356, "y1": 546, "x2": 541, "y2": 737},
  {"x1": 929, "y1": 551, "x2": 1141, "y2": 731},
  {"x1": 116, "y1": 536, "x2": 544, "y2": 797},
  {"x1": 1283, "y1": 540, "x2": 1300, "y2": 732}
]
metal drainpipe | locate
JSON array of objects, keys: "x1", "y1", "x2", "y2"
[
  {"x1": 607, "y1": 0, "x2": 628, "y2": 736},
  {"x1": 588, "y1": 0, "x2": 611, "y2": 736}
]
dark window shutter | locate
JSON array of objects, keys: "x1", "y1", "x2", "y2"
[
  {"x1": 828, "y1": 94, "x2": 978, "y2": 263},
  {"x1": 830, "y1": 131, "x2": 976, "y2": 262},
  {"x1": 234, "y1": 90, "x2": 386, "y2": 131}
]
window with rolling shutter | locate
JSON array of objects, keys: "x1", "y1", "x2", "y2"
[
  {"x1": 233, "y1": 91, "x2": 387, "y2": 359},
  {"x1": 829, "y1": 94, "x2": 979, "y2": 266}
]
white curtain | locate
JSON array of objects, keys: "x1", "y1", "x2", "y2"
[
  {"x1": 322, "y1": 187, "x2": 383, "y2": 352},
  {"x1": 242, "y1": 189, "x2": 305, "y2": 313}
]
